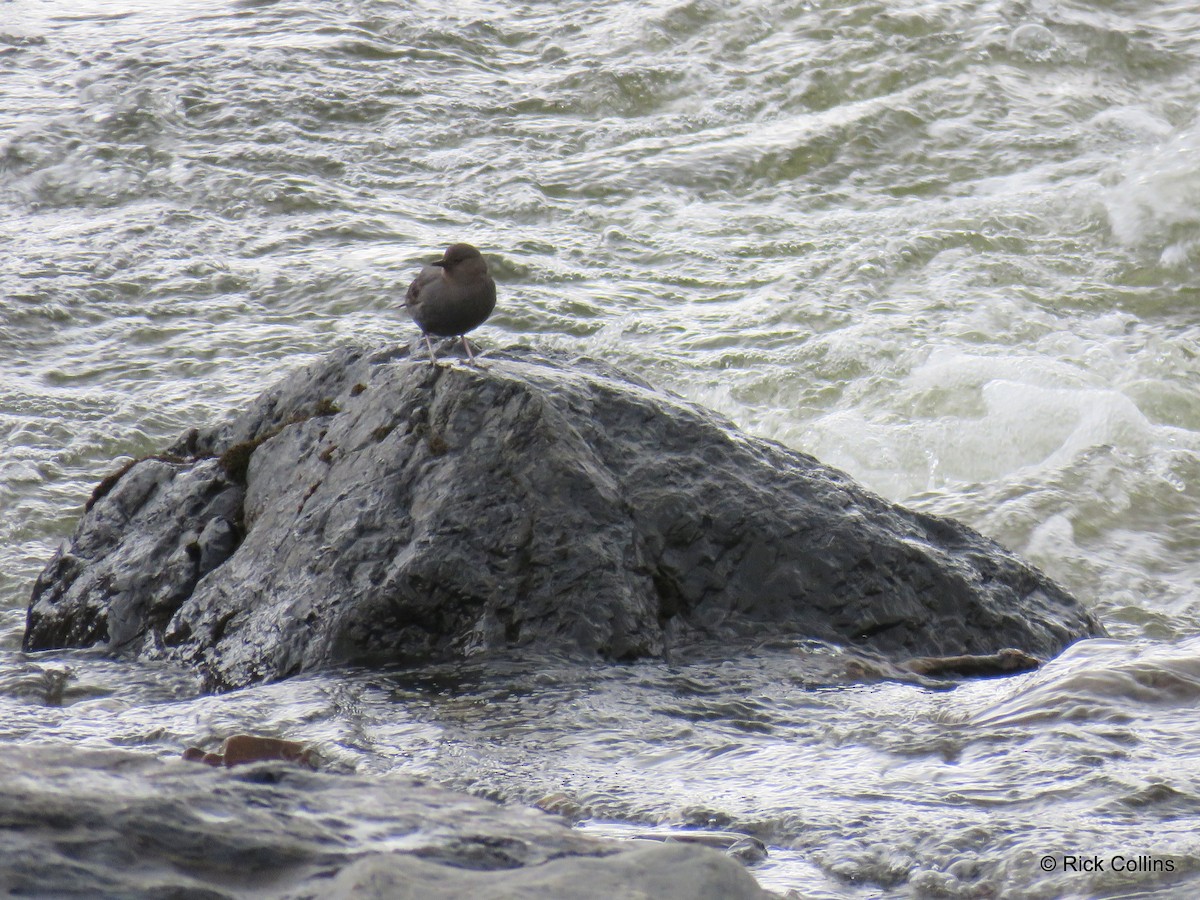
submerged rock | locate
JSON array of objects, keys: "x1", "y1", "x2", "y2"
[
  {"x1": 0, "y1": 744, "x2": 769, "y2": 899},
  {"x1": 24, "y1": 344, "x2": 1104, "y2": 689},
  {"x1": 329, "y1": 842, "x2": 766, "y2": 900}
]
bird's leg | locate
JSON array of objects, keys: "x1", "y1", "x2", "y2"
[
  {"x1": 461, "y1": 335, "x2": 477, "y2": 364},
  {"x1": 423, "y1": 333, "x2": 439, "y2": 366}
]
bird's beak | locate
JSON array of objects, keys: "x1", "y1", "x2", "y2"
[{"x1": 431, "y1": 260, "x2": 447, "y2": 268}]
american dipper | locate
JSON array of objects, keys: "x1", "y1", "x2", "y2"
[{"x1": 405, "y1": 243, "x2": 497, "y2": 364}]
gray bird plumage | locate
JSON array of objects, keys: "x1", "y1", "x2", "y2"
[{"x1": 405, "y1": 242, "x2": 497, "y2": 364}]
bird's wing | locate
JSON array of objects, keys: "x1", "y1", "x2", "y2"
[{"x1": 405, "y1": 265, "x2": 439, "y2": 308}]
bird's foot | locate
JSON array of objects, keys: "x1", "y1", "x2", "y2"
[{"x1": 460, "y1": 335, "x2": 479, "y2": 364}]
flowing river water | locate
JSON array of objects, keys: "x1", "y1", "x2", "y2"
[{"x1": 3, "y1": 0, "x2": 1200, "y2": 895}]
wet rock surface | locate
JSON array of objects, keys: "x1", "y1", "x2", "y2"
[
  {"x1": 0, "y1": 744, "x2": 769, "y2": 899},
  {"x1": 24, "y1": 344, "x2": 1104, "y2": 689}
]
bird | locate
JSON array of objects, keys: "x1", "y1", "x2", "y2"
[{"x1": 404, "y1": 243, "x2": 497, "y2": 365}]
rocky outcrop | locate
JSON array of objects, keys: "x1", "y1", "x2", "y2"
[
  {"x1": 0, "y1": 744, "x2": 769, "y2": 899},
  {"x1": 24, "y1": 344, "x2": 1104, "y2": 689}
]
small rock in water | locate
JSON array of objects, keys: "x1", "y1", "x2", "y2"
[
  {"x1": 182, "y1": 734, "x2": 317, "y2": 769},
  {"x1": 903, "y1": 648, "x2": 1040, "y2": 678}
]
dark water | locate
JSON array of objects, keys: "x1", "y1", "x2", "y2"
[{"x1": 4, "y1": 0, "x2": 1200, "y2": 895}]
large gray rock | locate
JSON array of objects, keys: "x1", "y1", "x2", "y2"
[
  {"x1": 0, "y1": 744, "x2": 769, "y2": 899},
  {"x1": 24, "y1": 344, "x2": 1104, "y2": 689}
]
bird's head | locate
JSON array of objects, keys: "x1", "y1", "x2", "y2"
[{"x1": 433, "y1": 243, "x2": 485, "y2": 271}]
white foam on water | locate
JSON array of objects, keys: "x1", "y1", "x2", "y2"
[
  {"x1": 1105, "y1": 121, "x2": 1200, "y2": 265},
  {"x1": 798, "y1": 343, "x2": 1178, "y2": 500}
]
